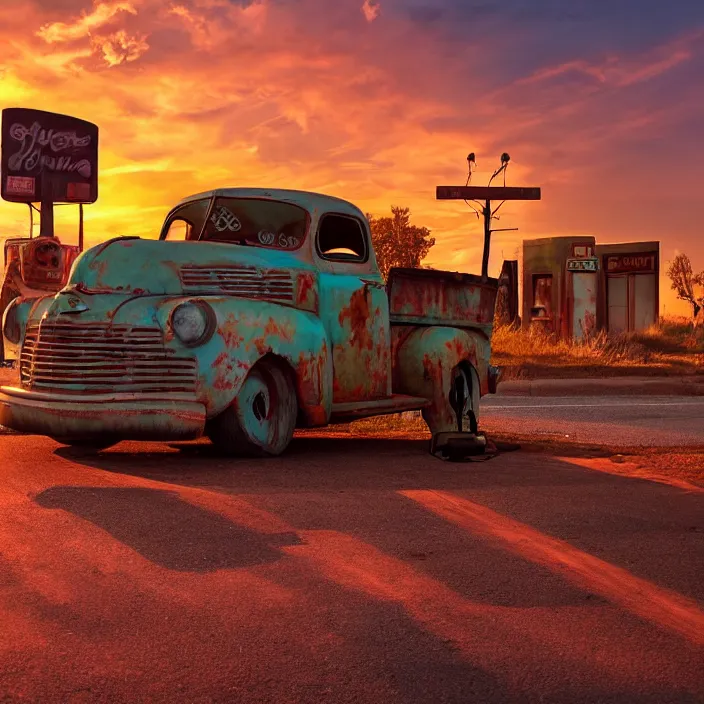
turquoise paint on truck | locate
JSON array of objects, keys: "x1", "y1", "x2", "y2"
[{"x1": 0, "y1": 188, "x2": 499, "y2": 456}]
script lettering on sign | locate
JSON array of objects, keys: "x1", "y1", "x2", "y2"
[{"x1": 7, "y1": 121, "x2": 93, "y2": 178}]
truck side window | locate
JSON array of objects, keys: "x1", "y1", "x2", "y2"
[
  {"x1": 161, "y1": 199, "x2": 210, "y2": 241},
  {"x1": 164, "y1": 219, "x2": 190, "y2": 241},
  {"x1": 317, "y1": 214, "x2": 368, "y2": 262}
]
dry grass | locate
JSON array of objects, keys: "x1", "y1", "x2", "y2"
[
  {"x1": 349, "y1": 413, "x2": 429, "y2": 438},
  {"x1": 491, "y1": 318, "x2": 704, "y2": 380}
]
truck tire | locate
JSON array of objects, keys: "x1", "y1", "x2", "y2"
[
  {"x1": 421, "y1": 362, "x2": 480, "y2": 435},
  {"x1": 207, "y1": 359, "x2": 297, "y2": 457},
  {"x1": 450, "y1": 366, "x2": 474, "y2": 429}
]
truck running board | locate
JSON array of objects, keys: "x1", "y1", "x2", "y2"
[{"x1": 330, "y1": 394, "x2": 430, "y2": 422}]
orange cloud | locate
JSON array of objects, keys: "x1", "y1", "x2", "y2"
[
  {"x1": 37, "y1": 1, "x2": 139, "y2": 43},
  {"x1": 92, "y1": 29, "x2": 149, "y2": 66}
]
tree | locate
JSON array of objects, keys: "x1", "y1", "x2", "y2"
[
  {"x1": 666, "y1": 253, "x2": 704, "y2": 320},
  {"x1": 366, "y1": 206, "x2": 435, "y2": 279}
]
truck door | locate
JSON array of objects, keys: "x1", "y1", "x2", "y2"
[{"x1": 315, "y1": 213, "x2": 391, "y2": 403}]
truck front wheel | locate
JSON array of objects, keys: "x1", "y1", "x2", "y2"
[{"x1": 207, "y1": 359, "x2": 297, "y2": 457}]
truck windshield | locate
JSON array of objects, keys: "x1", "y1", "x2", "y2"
[{"x1": 163, "y1": 197, "x2": 309, "y2": 251}]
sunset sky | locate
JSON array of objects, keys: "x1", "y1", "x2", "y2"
[{"x1": 1, "y1": 0, "x2": 703, "y2": 315}]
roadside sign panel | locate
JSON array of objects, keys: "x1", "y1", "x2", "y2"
[
  {"x1": 1, "y1": 108, "x2": 98, "y2": 204},
  {"x1": 436, "y1": 186, "x2": 541, "y2": 201},
  {"x1": 605, "y1": 253, "x2": 657, "y2": 274},
  {"x1": 5, "y1": 175, "x2": 35, "y2": 197},
  {"x1": 567, "y1": 257, "x2": 599, "y2": 272}
]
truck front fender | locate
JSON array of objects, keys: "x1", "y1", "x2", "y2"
[
  {"x1": 157, "y1": 298, "x2": 333, "y2": 426},
  {"x1": 2, "y1": 295, "x2": 54, "y2": 363},
  {"x1": 393, "y1": 326, "x2": 491, "y2": 433}
]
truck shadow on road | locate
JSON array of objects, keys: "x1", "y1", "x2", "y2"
[
  {"x1": 35, "y1": 485, "x2": 302, "y2": 572},
  {"x1": 53, "y1": 436, "x2": 524, "y2": 491},
  {"x1": 25, "y1": 436, "x2": 704, "y2": 702}
]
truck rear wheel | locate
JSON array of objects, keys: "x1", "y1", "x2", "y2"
[
  {"x1": 421, "y1": 362, "x2": 480, "y2": 435},
  {"x1": 207, "y1": 359, "x2": 297, "y2": 457},
  {"x1": 449, "y1": 366, "x2": 475, "y2": 431}
]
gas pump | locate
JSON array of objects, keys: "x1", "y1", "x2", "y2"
[
  {"x1": 566, "y1": 256, "x2": 599, "y2": 340},
  {"x1": 1, "y1": 108, "x2": 98, "y2": 362}
]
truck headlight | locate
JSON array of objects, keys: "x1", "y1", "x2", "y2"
[
  {"x1": 171, "y1": 300, "x2": 215, "y2": 347},
  {"x1": 2, "y1": 298, "x2": 22, "y2": 344}
]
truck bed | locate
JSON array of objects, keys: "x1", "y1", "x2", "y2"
[{"x1": 387, "y1": 267, "x2": 498, "y2": 332}]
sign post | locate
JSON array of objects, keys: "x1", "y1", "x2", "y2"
[
  {"x1": 1, "y1": 108, "x2": 98, "y2": 241},
  {"x1": 436, "y1": 185, "x2": 541, "y2": 280}
]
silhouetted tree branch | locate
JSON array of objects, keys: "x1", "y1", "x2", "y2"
[
  {"x1": 667, "y1": 253, "x2": 704, "y2": 320},
  {"x1": 366, "y1": 206, "x2": 435, "y2": 279}
]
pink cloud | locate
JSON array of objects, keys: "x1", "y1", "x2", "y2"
[
  {"x1": 362, "y1": 0, "x2": 380, "y2": 23},
  {"x1": 519, "y1": 60, "x2": 608, "y2": 85}
]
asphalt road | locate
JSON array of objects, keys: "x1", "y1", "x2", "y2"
[
  {"x1": 482, "y1": 395, "x2": 704, "y2": 447},
  {"x1": 0, "y1": 433, "x2": 702, "y2": 703}
]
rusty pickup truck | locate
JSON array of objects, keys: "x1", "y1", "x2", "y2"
[{"x1": 0, "y1": 188, "x2": 499, "y2": 456}]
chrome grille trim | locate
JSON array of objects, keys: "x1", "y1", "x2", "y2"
[
  {"x1": 180, "y1": 265, "x2": 294, "y2": 303},
  {"x1": 20, "y1": 322, "x2": 197, "y2": 394}
]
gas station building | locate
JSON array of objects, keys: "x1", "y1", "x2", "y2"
[{"x1": 521, "y1": 236, "x2": 660, "y2": 339}]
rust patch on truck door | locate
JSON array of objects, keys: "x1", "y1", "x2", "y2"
[{"x1": 322, "y1": 276, "x2": 390, "y2": 403}]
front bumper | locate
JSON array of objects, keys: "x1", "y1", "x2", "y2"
[{"x1": 0, "y1": 386, "x2": 206, "y2": 441}]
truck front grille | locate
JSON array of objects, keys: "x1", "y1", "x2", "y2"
[
  {"x1": 20, "y1": 322, "x2": 197, "y2": 395},
  {"x1": 180, "y1": 265, "x2": 294, "y2": 304}
]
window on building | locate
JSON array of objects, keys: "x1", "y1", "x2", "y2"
[
  {"x1": 317, "y1": 214, "x2": 368, "y2": 261},
  {"x1": 531, "y1": 274, "x2": 553, "y2": 319}
]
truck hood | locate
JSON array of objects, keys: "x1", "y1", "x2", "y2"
[{"x1": 67, "y1": 237, "x2": 316, "y2": 307}]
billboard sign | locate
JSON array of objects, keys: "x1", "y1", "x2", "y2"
[{"x1": 1, "y1": 108, "x2": 98, "y2": 204}]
